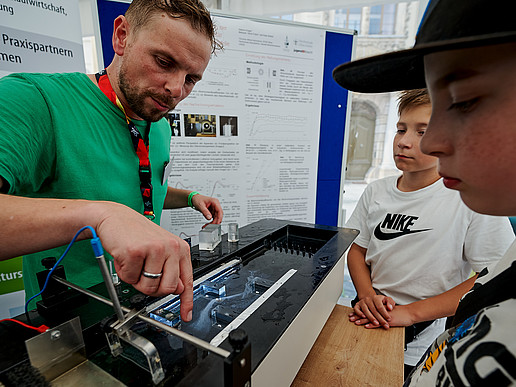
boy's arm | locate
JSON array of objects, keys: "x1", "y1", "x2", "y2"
[
  {"x1": 355, "y1": 274, "x2": 478, "y2": 329},
  {"x1": 347, "y1": 243, "x2": 375, "y2": 299},
  {"x1": 347, "y1": 243, "x2": 395, "y2": 328}
]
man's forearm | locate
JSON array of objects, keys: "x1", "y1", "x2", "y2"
[
  {"x1": 164, "y1": 187, "x2": 192, "y2": 209},
  {"x1": 0, "y1": 194, "x2": 110, "y2": 259}
]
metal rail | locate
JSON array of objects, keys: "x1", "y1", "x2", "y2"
[{"x1": 52, "y1": 276, "x2": 231, "y2": 358}]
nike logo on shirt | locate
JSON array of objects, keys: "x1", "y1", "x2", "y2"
[
  {"x1": 374, "y1": 213, "x2": 432, "y2": 240},
  {"x1": 374, "y1": 224, "x2": 431, "y2": 240}
]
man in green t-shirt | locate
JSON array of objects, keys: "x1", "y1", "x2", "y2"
[{"x1": 0, "y1": 0, "x2": 223, "y2": 322}]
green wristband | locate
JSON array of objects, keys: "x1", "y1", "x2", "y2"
[{"x1": 188, "y1": 191, "x2": 199, "y2": 208}]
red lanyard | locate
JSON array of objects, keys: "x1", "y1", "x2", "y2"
[{"x1": 95, "y1": 69, "x2": 155, "y2": 219}]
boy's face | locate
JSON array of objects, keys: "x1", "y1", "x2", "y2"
[
  {"x1": 393, "y1": 104, "x2": 437, "y2": 174},
  {"x1": 422, "y1": 42, "x2": 516, "y2": 216}
]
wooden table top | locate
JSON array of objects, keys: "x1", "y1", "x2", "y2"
[{"x1": 292, "y1": 304, "x2": 404, "y2": 386}]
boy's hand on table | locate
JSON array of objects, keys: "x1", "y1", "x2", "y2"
[
  {"x1": 349, "y1": 295, "x2": 395, "y2": 329},
  {"x1": 350, "y1": 303, "x2": 416, "y2": 329},
  {"x1": 381, "y1": 305, "x2": 416, "y2": 327}
]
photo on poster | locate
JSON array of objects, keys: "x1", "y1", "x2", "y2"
[
  {"x1": 167, "y1": 113, "x2": 181, "y2": 136},
  {"x1": 219, "y1": 116, "x2": 238, "y2": 137},
  {"x1": 184, "y1": 114, "x2": 217, "y2": 137}
]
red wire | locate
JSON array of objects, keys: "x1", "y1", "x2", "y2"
[{"x1": 0, "y1": 318, "x2": 49, "y2": 333}]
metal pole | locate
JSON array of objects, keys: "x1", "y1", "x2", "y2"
[
  {"x1": 96, "y1": 255, "x2": 125, "y2": 322},
  {"x1": 52, "y1": 276, "x2": 231, "y2": 358}
]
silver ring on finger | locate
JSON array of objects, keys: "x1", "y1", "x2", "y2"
[{"x1": 142, "y1": 271, "x2": 162, "y2": 279}]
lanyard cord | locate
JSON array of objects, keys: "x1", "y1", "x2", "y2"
[{"x1": 95, "y1": 69, "x2": 155, "y2": 219}]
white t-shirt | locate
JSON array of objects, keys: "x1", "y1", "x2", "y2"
[
  {"x1": 405, "y1": 240, "x2": 516, "y2": 386},
  {"x1": 345, "y1": 175, "x2": 514, "y2": 365}
]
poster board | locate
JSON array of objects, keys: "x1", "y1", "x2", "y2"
[
  {"x1": 97, "y1": 0, "x2": 354, "y2": 243},
  {"x1": 0, "y1": 0, "x2": 84, "y2": 77}
]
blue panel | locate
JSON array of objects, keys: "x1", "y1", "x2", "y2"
[
  {"x1": 315, "y1": 179, "x2": 341, "y2": 226},
  {"x1": 97, "y1": 0, "x2": 130, "y2": 68},
  {"x1": 315, "y1": 31, "x2": 354, "y2": 226}
]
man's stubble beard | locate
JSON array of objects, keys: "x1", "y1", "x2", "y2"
[{"x1": 118, "y1": 65, "x2": 174, "y2": 122}]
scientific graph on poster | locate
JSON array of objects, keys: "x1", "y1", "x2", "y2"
[{"x1": 247, "y1": 112, "x2": 310, "y2": 140}]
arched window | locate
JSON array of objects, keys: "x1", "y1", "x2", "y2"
[{"x1": 346, "y1": 101, "x2": 376, "y2": 180}]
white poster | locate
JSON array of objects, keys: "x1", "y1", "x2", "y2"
[
  {"x1": 0, "y1": 0, "x2": 84, "y2": 318},
  {"x1": 0, "y1": 0, "x2": 84, "y2": 76},
  {"x1": 161, "y1": 16, "x2": 326, "y2": 244}
]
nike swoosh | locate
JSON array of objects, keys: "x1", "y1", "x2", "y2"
[{"x1": 374, "y1": 223, "x2": 431, "y2": 240}]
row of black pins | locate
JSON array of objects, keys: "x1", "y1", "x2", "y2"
[{"x1": 271, "y1": 241, "x2": 313, "y2": 257}]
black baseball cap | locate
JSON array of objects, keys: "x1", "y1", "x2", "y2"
[{"x1": 333, "y1": 0, "x2": 516, "y2": 93}]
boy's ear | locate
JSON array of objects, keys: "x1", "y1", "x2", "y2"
[{"x1": 112, "y1": 15, "x2": 130, "y2": 56}]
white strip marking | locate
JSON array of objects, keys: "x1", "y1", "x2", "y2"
[{"x1": 210, "y1": 269, "x2": 297, "y2": 347}]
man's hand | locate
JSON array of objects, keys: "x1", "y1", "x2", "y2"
[
  {"x1": 0, "y1": 195, "x2": 194, "y2": 321},
  {"x1": 191, "y1": 194, "x2": 223, "y2": 225},
  {"x1": 95, "y1": 202, "x2": 194, "y2": 322},
  {"x1": 349, "y1": 294, "x2": 396, "y2": 328}
]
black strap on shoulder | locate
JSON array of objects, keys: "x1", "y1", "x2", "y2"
[
  {"x1": 452, "y1": 261, "x2": 516, "y2": 326},
  {"x1": 405, "y1": 320, "x2": 435, "y2": 347}
]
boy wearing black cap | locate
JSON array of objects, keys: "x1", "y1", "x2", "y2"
[
  {"x1": 334, "y1": 0, "x2": 516, "y2": 384},
  {"x1": 345, "y1": 88, "x2": 513, "y2": 376}
]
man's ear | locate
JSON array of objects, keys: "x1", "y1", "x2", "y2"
[{"x1": 112, "y1": 15, "x2": 130, "y2": 56}]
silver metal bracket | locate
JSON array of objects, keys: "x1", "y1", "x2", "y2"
[
  {"x1": 103, "y1": 309, "x2": 165, "y2": 385},
  {"x1": 25, "y1": 317, "x2": 86, "y2": 382},
  {"x1": 111, "y1": 307, "x2": 145, "y2": 336},
  {"x1": 118, "y1": 329, "x2": 165, "y2": 385}
]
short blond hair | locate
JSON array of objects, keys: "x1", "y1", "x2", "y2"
[
  {"x1": 397, "y1": 89, "x2": 430, "y2": 116},
  {"x1": 125, "y1": 0, "x2": 222, "y2": 53}
]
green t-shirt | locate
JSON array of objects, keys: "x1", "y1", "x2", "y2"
[{"x1": 0, "y1": 72, "x2": 172, "y2": 299}]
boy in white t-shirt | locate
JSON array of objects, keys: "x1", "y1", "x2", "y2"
[{"x1": 345, "y1": 89, "x2": 514, "y2": 376}]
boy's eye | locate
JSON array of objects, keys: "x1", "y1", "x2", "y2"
[
  {"x1": 447, "y1": 98, "x2": 479, "y2": 113},
  {"x1": 396, "y1": 129, "x2": 406, "y2": 134}
]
